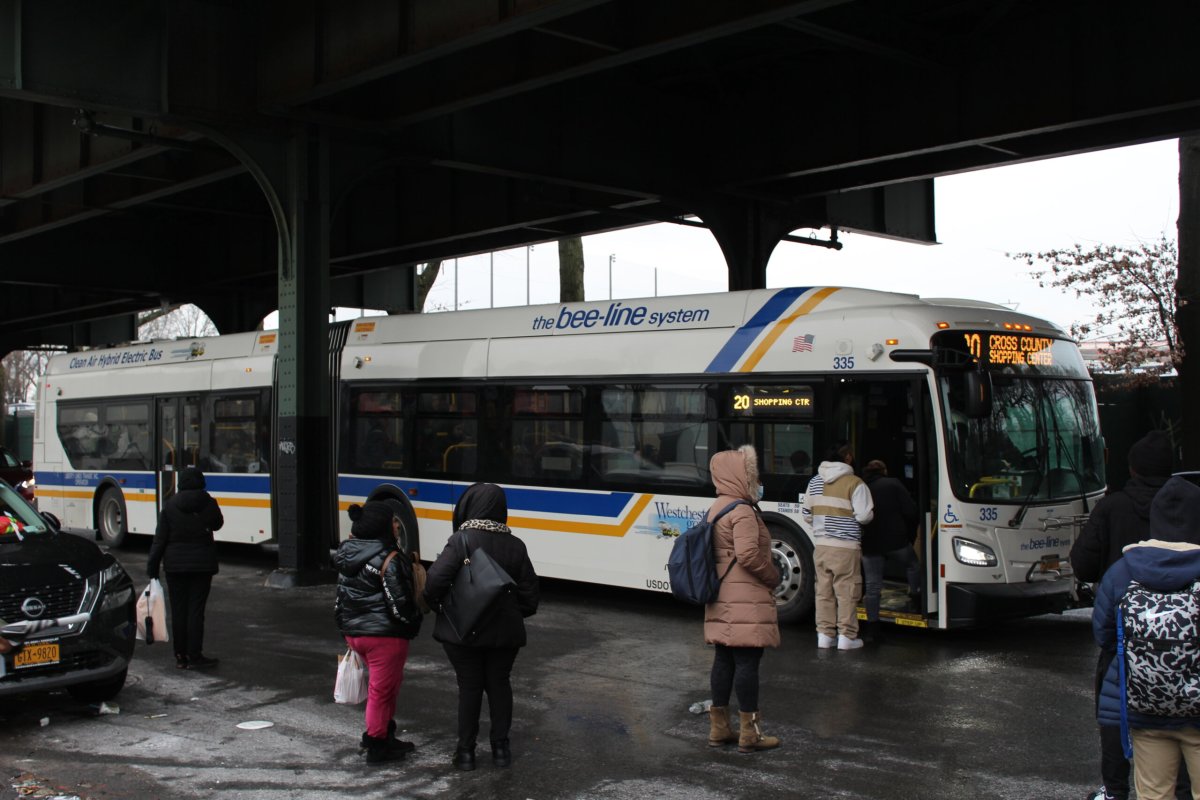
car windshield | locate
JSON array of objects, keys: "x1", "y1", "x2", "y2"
[
  {"x1": 0, "y1": 481, "x2": 52, "y2": 537},
  {"x1": 940, "y1": 374, "x2": 1106, "y2": 503}
]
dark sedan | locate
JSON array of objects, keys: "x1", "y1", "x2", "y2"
[{"x1": 0, "y1": 481, "x2": 136, "y2": 701}]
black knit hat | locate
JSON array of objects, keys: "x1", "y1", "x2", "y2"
[
  {"x1": 348, "y1": 501, "x2": 393, "y2": 540},
  {"x1": 1128, "y1": 431, "x2": 1174, "y2": 479},
  {"x1": 178, "y1": 466, "x2": 206, "y2": 491},
  {"x1": 1149, "y1": 476, "x2": 1200, "y2": 545}
]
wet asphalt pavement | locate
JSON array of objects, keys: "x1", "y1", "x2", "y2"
[{"x1": 2, "y1": 538, "x2": 1103, "y2": 800}]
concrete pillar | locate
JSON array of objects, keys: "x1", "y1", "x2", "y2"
[{"x1": 1178, "y1": 137, "x2": 1200, "y2": 468}]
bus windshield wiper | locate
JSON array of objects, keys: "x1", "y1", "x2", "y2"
[
  {"x1": 1009, "y1": 470, "x2": 1044, "y2": 528},
  {"x1": 1009, "y1": 379, "x2": 1049, "y2": 528}
]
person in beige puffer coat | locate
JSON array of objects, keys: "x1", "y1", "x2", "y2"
[{"x1": 703, "y1": 444, "x2": 782, "y2": 754}]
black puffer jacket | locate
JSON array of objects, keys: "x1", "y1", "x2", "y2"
[
  {"x1": 1070, "y1": 475, "x2": 1167, "y2": 583},
  {"x1": 862, "y1": 474, "x2": 918, "y2": 555},
  {"x1": 334, "y1": 538, "x2": 422, "y2": 639},
  {"x1": 424, "y1": 527, "x2": 539, "y2": 648},
  {"x1": 147, "y1": 475, "x2": 224, "y2": 577}
]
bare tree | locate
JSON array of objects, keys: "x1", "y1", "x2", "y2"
[
  {"x1": 138, "y1": 303, "x2": 218, "y2": 340},
  {"x1": 1012, "y1": 236, "x2": 1179, "y2": 381},
  {"x1": 1, "y1": 349, "x2": 54, "y2": 404},
  {"x1": 559, "y1": 236, "x2": 584, "y2": 302},
  {"x1": 415, "y1": 260, "x2": 443, "y2": 311}
]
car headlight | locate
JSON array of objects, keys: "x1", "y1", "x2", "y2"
[
  {"x1": 99, "y1": 585, "x2": 134, "y2": 612},
  {"x1": 953, "y1": 537, "x2": 998, "y2": 567},
  {"x1": 95, "y1": 560, "x2": 133, "y2": 612},
  {"x1": 101, "y1": 561, "x2": 127, "y2": 584}
]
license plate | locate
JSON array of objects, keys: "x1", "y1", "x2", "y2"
[{"x1": 14, "y1": 642, "x2": 60, "y2": 669}]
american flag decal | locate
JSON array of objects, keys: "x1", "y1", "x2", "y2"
[{"x1": 792, "y1": 334, "x2": 815, "y2": 352}]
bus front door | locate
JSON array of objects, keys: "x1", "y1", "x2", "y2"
[{"x1": 156, "y1": 396, "x2": 202, "y2": 514}]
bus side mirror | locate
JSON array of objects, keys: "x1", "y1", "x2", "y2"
[{"x1": 964, "y1": 370, "x2": 992, "y2": 418}]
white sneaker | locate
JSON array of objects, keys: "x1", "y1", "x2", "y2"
[
  {"x1": 837, "y1": 635, "x2": 864, "y2": 650},
  {"x1": 817, "y1": 632, "x2": 836, "y2": 649}
]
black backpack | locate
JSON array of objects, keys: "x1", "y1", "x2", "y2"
[{"x1": 666, "y1": 501, "x2": 745, "y2": 605}]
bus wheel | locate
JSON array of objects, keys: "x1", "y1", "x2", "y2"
[
  {"x1": 770, "y1": 524, "x2": 814, "y2": 623},
  {"x1": 97, "y1": 489, "x2": 129, "y2": 548},
  {"x1": 371, "y1": 493, "x2": 419, "y2": 555}
]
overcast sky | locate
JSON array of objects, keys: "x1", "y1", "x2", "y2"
[{"x1": 421, "y1": 139, "x2": 1181, "y2": 338}]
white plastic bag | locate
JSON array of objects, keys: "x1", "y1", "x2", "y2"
[
  {"x1": 135, "y1": 579, "x2": 169, "y2": 644},
  {"x1": 334, "y1": 648, "x2": 368, "y2": 704}
]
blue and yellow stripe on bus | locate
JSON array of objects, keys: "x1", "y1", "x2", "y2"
[
  {"x1": 338, "y1": 476, "x2": 653, "y2": 538},
  {"x1": 704, "y1": 286, "x2": 840, "y2": 373},
  {"x1": 36, "y1": 471, "x2": 272, "y2": 508}
]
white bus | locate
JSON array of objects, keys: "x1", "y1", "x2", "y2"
[
  {"x1": 36, "y1": 333, "x2": 276, "y2": 546},
  {"x1": 35, "y1": 287, "x2": 1105, "y2": 629}
]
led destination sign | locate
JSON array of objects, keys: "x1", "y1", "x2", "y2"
[
  {"x1": 930, "y1": 330, "x2": 1087, "y2": 377},
  {"x1": 730, "y1": 386, "x2": 815, "y2": 416},
  {"x1": 963, "y1": 332, "x2": 1054, "y2": 367}
]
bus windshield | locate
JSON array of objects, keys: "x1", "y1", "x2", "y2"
[{"x1": 939, "y1": 373, "x2": 1105, "y2": 503}]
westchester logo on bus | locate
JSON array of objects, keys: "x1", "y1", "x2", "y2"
[{"x1": 531, "y1": 301, "x2": 711, "y2": 331}]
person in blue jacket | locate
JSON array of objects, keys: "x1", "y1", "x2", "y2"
[{"x1": 1093, "y1": 475, "x2": 1200, "y2": 800}]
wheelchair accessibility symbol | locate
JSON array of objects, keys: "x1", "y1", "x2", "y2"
[{"x1": 943, "y1": 505, "x2": 960, "y2": 524}]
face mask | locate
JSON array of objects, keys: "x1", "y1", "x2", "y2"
[{"x1": 756, "y1": 484, "x2": 765, "y2": 500}]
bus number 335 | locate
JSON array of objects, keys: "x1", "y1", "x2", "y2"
[{"x1": 833, "y1": 356, "x2": 855, "y2": 369}]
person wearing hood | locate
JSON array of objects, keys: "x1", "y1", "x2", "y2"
[
  {"x1": 423, "y1": 483, "x2": 539, "y2": 772},
  {"x1": 147, "y1": 466, "x2": 224, "y2": 671},
  {"x1": 703, "y1": 445, "x2": 782, "y2": 754},
  {"x1": 1093, "y1": 475, "x2": 1200, "y2": 800},
  {"x1": 1072, "y1": 430, "x2": 1185, "y2": 800},
  {"x1": 860, "y1": 459, "x2": 921, "y2": 642},
  {"x1": 334, "y1": 500, "x2": 423, "y2": 765},
  {"x1": 802, "y1": 443, "x2": 874, "y2": 650}
]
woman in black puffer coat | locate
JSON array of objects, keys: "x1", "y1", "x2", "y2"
[
  {"x1": 423, "y1": 483, "x2": 539, "y2": 772},
  {"x1": 147, "y1": 466, "x2": 224, "y2": 671},
  {"x1": 334, "y1": 500, "x2": 423, "y2": 765}
]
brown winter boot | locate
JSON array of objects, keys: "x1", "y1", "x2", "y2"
[
  {"x1": 707, "y1": 705, "x2": 737, "y2": 747},
  {"x1": 737, "y1": 710, "x2": 781, "y2": 753}
]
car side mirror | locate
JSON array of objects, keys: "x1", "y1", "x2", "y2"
[
  {"x1": 20, "y1": 460, "x2": 32, "y2": 469},
  {"x1": 40, "y1": 511, "x2": 61, "y2": 529}
]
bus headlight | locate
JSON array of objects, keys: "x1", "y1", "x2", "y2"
[{"x1": 953, "y1": 537, "x2": 998, "y2": 567}]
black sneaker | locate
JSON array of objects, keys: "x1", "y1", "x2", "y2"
[{"x1": 188, "y1": 654, "x2": 219, "y2": 669}]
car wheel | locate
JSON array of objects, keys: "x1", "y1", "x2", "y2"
[
  {"x1": 770, "y1": 523, "x2": 815, "y2": 623},
  {"x1": 67, "y1": 668, "x2": 127, "y2": 703},
  {"x1": 97, "y1": 488, "x2": 128, "y2": 548}
]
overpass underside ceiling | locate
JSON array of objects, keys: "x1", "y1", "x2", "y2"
[{"x1": 2, "y1": 0, "x2": 1200, "y2": 346}]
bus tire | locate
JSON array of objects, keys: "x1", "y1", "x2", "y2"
[
  {"x1": 97, "y1": 488, "x2": 129, "y2": 548},
  {"x1": 369, "y1": 491, "x2": 419, "y2": 555},
  {"x1": 770, "y1": 522, "x2": 814, "y2": 623}
]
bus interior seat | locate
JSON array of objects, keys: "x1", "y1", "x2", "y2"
[{"x1": 444, "y1": 443, "x2": 477, "y2": 473}]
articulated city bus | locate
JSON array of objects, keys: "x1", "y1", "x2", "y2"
[{"x1": 34, "y1": 287, "x2": 1105, "y2": 629}]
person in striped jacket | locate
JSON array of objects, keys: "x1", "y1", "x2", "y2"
[{"x1": 802, "y1": 444, "x2": 875, "y2": 650}]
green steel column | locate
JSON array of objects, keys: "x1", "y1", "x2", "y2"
[{"x1": 272, "y1": 127, "x2": 333, "y2": 581}]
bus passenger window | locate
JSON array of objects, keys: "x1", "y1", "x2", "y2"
[
  {"x1": 509, "y1": 387, "x2": 584, "y2": 483},
  {"x1": 415, "y1": 391, "x2": 477, "y2": 475},
  {"x1": 350, "y1": 390, "x2": 404, "y2": 472}
]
